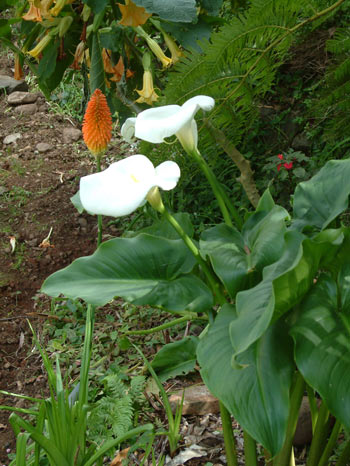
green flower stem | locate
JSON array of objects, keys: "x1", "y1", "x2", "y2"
[
  {"x1": 78, "y1": 304, "x2": 95, "y2": 411},
  {"x1": 243, "y1": 431, "x2": 258, "y2": 466},
  {"x1": 306, "y1": 384, "x2": 318, "y2": 433},
  {"x1": 306, "y1": 400, "x2": 330, "y2": 466},
  {"x1": 190, "y1": 149, "x2": 235, "y2": 228},
  {"x1": 318, "y1": 420, "x2": 342, "y2": 466},
  {"x1": 160, "y1": 206, "x2": 238, "y2": 465},
  {"x1": 96, "y1": 156, "x2": 103, "y2": 246},
  {"x1": 335, "y1": 438, "x2": 350, "y2": 466},
  {"x1": 161, "y1": 206, "x2": 226, "y2": 305},
  {"x1": 273, "y1": 372, "x2": 305, "y2": 466},
  {"x1": 220, "y1": 402, "x2": 238, "y2": 466},
  {"x1": 125, "y1": 315, "x2": 205, "y2": 335}
]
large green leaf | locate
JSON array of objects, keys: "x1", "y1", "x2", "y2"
[
  {"x1": 38, "y1": 40, "x2": 59, "y2": 80},
  {"x1": 201, "y1": 0, "x2": 223, "y2": 15},
  {"x1": 136, "y1": 213, "x2": 194, "y2": 239},
  {"x1": 229, "y1": 228, "x2": 344, "y2": 360},
  {"x1": 200, "y1": 205, "x2": 289, "y2": 298},
  {"x1": 42, "y1": 234, "x2": 213, "y2": 312},
  {"x1": 293, "y1": 159, "x2": 350, "y2": 231},
  {"x1": 197, "y1": 304, "x2": 294, "y2": 455},
  {"x1": 90, "y1": 31, "x2": 106, "y2": 94},
  {"x1": 133, "y1": 0, "x2": 197, "y2": 22},
  {"x1": 291, "y1": 267, "x2": 350, "y2": 430},
  {"x1": 82, "y1": 0, "x2": 108, "y2": 14},
  {"x1": 152, "y1": 336, "x2": 198, "y2": 382}
]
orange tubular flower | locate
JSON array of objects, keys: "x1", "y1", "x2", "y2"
[
  {"x1": 110, "y1": 56, "x2": 125, "y2": 82},
  {"x1": 118, "y1": 0, "x2": 151, "y2": 27},
  {"x1": 82, "y1": 89, "x2": 113, "y2": 157},
  {"x1": 14, "y1": 54, "x2": 24, "y2": 80},
  {"x1": 22, "y1": 1, "x2": 42, "y2": 21}
]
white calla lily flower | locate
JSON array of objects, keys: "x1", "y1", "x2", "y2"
[
  {"x1": 121, "y1": 95, "x2": 215, "y2": 153},
  {"x1": 80, "y1": 154, "x2": 180, "y2": 217}
]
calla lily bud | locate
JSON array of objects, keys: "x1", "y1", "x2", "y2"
[
  {"x1": 80, "y1": 154, "x2": 180, "y2": 217},
  {"x1": 121, "y1": 95, "x2": 215, "y2": 154},
  {"x1": 146, "y1": 186, "x2": 164, "y2": 213}
]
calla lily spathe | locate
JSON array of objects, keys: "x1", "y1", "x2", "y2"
[
  {"x1": 80, "y1": 154, "x2": 180, "y2": 217},
  {"x1": 121, "y1": 95, "x2": 215, "y2": 153}
]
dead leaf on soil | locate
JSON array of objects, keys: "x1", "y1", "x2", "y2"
[{"x1": 110, "y1": 447, "x2": 130, "y2": 465}]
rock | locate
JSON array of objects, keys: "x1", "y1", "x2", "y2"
[
  {"x1": 7, "y1": 91, "x2": 38, "y2": 105},
  {"x1": 292, "y1": 132, "x2": 312, "y2": 151},
  {"x1": 14, "y1": 103, "x2": 37, "y2": 115},
  {"x1": 36, "y1": 142, "x2": 52, "y2": 153},
  {"x1": 3, "y1": 133, "x2": 21, "y2": 145},
  {"x1": 63, "y1": 127, "x2": 82, "y2": 144},
  {"x1": 293, "y1": 396, "x2": 319, "y2": 446},
  {"x1": 78, "y1": 217, "x2": 88, "y2": 227},
  {"x1": 169, "y1": 385, "x2": 220, "y2": 416},
  {"x1": 0, "y1": 75, "x2": 28, "y2": 94}
]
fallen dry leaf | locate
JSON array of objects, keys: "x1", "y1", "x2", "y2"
[{"x1": 110, "y1": 447, "x2": 130, "y2": 465}]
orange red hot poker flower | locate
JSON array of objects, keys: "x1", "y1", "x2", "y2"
[{"x1": 82, "y1": 89, "x2": 112, "y2": 156}]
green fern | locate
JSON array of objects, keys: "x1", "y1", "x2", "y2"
[
  {"x1": 315, "y1": 27, "x2": 350, "y2": 140},
  {"x1": 87, "y1": 372, "x2": 147, "y2": 453},
  {"x1": 162, "y1": 0, "x2": 342, "y2": 152}
]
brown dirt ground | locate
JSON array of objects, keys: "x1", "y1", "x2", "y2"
[{"x1": 0, "y1": 54, "x2": 128, "y2": 463}]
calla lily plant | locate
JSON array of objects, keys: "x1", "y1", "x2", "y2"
[{"x1": 39, "y1": 90, "x2": 350, "y2": 466}]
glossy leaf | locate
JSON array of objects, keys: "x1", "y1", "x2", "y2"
[
  {"x1": 293, "y1": 159, "x2": 350, "y2": 230},
  {"x1": 137, "y1": 212, "x2": 194, "y2": 239},
  {"x1": 90, "y1": 32, "x2": 106, "y2": 94},
  {"x1": 42, "y1": 234, "x2": 213, "y2": 312},
  {"x1": 133, "y1": 0, "x2": 197, "y2": 22},
  {"x1": 230, "y1": 228, "x2": 343, "y2": 360},
  {"x1": 201, "y1": 0, "x2": 223, "y2": 15},
  {"x1": 291, "y1": 266, "x2": 350, "y2": 430},
  {"x1": 200, "y1": 205, "x2": 289, "y2": 297},
  {"x1": 152, "y1": 336, "x2": 198, "y2": 382},
  {"x1": 197, "y1": 304, "x2": 294, "y2": 455},
  {"x1": 83, "y1": 0, "x2": 108, "y2": 14}
]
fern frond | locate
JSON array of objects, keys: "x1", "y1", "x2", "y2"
[
  {"x1": 315, "y1": 27, "x2": 350, "y2": 140},
  {"x1": 159, "y1": 0, "x2": 344, "y2": 154}
]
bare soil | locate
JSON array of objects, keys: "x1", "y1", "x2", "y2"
[{"x1": 0, "y1": 55, "x2": 126, "y2": 463}]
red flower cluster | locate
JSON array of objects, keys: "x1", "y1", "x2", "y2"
[
  {"x1": 82, "y1": 89, "x2": 112, "y2": 156},
  {"x1": 277, "y1": 154, "x2": 293, "y2": 171}
]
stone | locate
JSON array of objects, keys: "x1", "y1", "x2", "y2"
[
  {"x1": 3, "y1": 133, "x2": 21, "y2": 144},
  {"x1": 0, "y1": 75, "x2": 28, "y2": 94},
  {"x1": 292, "y1": 132, "x2": 312, "y2": 151},
  {"x1": 63, "y1": 127, "x2": 82, "y2": 144},
  {"x1": 169, "y1": 384, "x2": 220, "y2": 416},
  {"x1": 14, "y1": 103, "x2": 37, "y2": 115},
  {"x1": 7, "y1": 91, "x2": 37, "y2": 105},
  {"x1": 293, "y1": 396, "x2": 320, "y2": 446},
  {"x1": 36, "y1": 142, "x2": 52, "y2": 153},
  {"x1": 78, "y1": 217, "x2": 88, "y2": 227}
]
